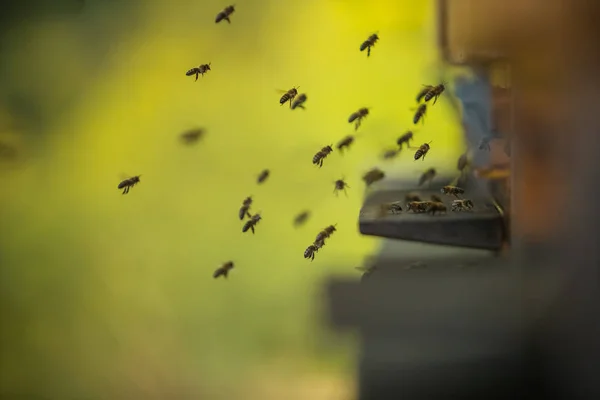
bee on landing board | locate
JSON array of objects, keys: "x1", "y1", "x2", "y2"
[
  {"x1": 451, "y1": 199, "x2": 474, "y2": 212},
  {"x1": 413, "y1": 141, "x2": 432, "y2": 161},
  {"x1": 313, "y1": 145, "x2": 333, "y2": 167},
  {"x1": 304, "y1": 239, "x2": 324, "y2": 261},
  {"x1": 362, "y1": 168, "x2": 385, "y2": 186},
  {"x1": 397, "y1": 130, "x2": 415, "y2": 150},
  {"x1": 360, "y1": 33, "x2": 379, "y2": 57},
  {"x1": 407, "y1": 201, "x2": 432, "y2": 213},
  {"x1": 416, "y1": 85, "x2": 434, "y2": 103},
  {"x1": 186, "y1": 63, "x2": 211, "y2": 81},
  {"x1": 279, "y1": 87, "x2": 299, "y2": 108},
  {"x1": 412, "y1": 104, "x2": 427, "y2": 125},
  {"x1": 427, "y1": 202, "x2": 447, "y2": 215},
  {"x1": 257, "y1": 169, "x2": 270, "y2": 184},
  {"x1": 242, "y1": 213, "x2": 261, "y2": 234},
  {"x1": 333, "y1": 178, "x2": 350, "y2": 196},
  {"x1": 118, "y1": 175, "x2": 141, "y2": 195},
  {"x1": 348, "y1": 107, "x2": 369, "y2": 130},
  {"x1": 336, "y1": 135, "x2": 355, "y2": 153},
  {"x1": 180, "y1": 128, "x2": 206, "y2": 145},
  {"x1": 215, "y1": 5, "x2": 235, "y2": 23},
  {"x1": 291, "y1": 93, "x2": 308, "y2": 110},
  {"x1": 377, "y1": 201, "x2": 403, "y2": 217},
  {"x1": 418, "y1": 168, "x2": 436, "y2": 186},
  {"x1": 239, "y1": 196, "x2": 252, "y2": 220},
  {"x1": 293, "y1": 210, "x2": 311, "y2": 227},
  {"x1": 213, "y1": 261, "x2": 234, "y2": 279},
  {"x1": 424, "y1": 82, "x2": 447, "y2": 105},
  {"x1": 441, "y1": 185, "x2": 465, "y2": 198}
]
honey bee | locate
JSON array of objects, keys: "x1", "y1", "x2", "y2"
[
  {"x1": 416, "y1": 85, "x2": 434, "y2": 103},
  {"x1": 242, "y1": 213, "x2": 261, "y2": 234},
  {"x1": 451, "y1": 199, "x2": 474, "y2": 212},
  {"x1": 118, "y1": 175, "x2": 141, "y2": 195},
  {"x1": 360, "y1": 33, "x2": 379, "y2": 57},
  {"x1": 427, "y1": 202, "x2": 447, "y2": 215},
  {"x1": 356, "y1": 264, "x2": 377, "y2": 282},
  {"x1": 430, "y1": 194, "x2": 443, "y2": 202},
  {"x1": 213, "y1": 261, "x2": 235, "y2": 279},
  {"x1": 304, "y1": 239, "x2": 324, "y2": 261},
  {"x1": 407, "y1": 201, "x2": 432, "y2": 213},
  {"x1": 424, "y1": 82, "x2": 446, "y2": 105},
  {"x1": 412, "y1": 104, "x2": 427, "y2": 125},
  {"x1": 478, "y1": 137, "x2": 491, "y2": 151},
  {"x1": 441, "y1": 185, "x2": 465, "y2": 198},
  {"x1": 279, "y1": 87, "x2": 299, "y2": 108},
  {"x1": 457, "y1": 153, "x2": 470, "y2": 172},
  {"x1": 336, "y1": 135, "x2": 355, "y2": 153},
  {"x1": 215, "y1": 5, "x2": 235, "y2": 23},
  {"x1": 313, "y1": 145, "x2": 333, "y2": 167},
  {"x1": 186, "y1": 63, "x2": 211, "y2": 81},
  {"x1": 291, "y1": 93, "x2": 308, "y2": 110},
  {"x1": 257, "y1": 169, "x2": 270, "y2": 184},
  {"x1": 413, "y1": 141, "x2": 432, "y2": 161},
  {"x1": 381, "y1": 148, "x2": 399, "y2": 160},
  {"x1": 396, "y1": 130, "x2": 415, "y2": 149},
  {"x1": 405, "y1": 192, "x2": 421, "y2": 203},
  {"x1": 362, "y1": 168, "x2": 385, "y2": 186},
  {"x1": 180, "y1": 128, "x2": 205, "y2": 144},
  {"x1": 315, "y1": 224, "x2": 337, "y2": 243},
  {"x1": 293, "y1": 210, "x2": 311, "y2": 227},
  {"x1": 333, "y1": 178, "x2": 350, "y2": 196},
  {"x1": 348, "y1": 107, "x2": 369, "y2": 130},
  {"x1": 239, "y1": 196, "x2": 252, "y2": 220},
  {"x1": 377, "y1": 201, "x2": 403, "y2": 217},
  {"x1": 418, "y1": 168, "x2": 436, "y2": 186}
]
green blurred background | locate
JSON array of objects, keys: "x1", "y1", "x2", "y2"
[{"x1": 0, "y1": 0, "x2": 463, "y2": 399}]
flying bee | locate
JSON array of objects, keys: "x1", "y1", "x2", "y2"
[
  {"x1": 416, "y1": 85, "x2": 434, "y2": 103},
  {"x1": 313, "y1": 145, "x2": 333, "y2": 167},
  {"x1": 257, "y1": 169, "x2": 270, "y2": 184},
  {"x1": 412, "y1": 104, "x2": 427, "y2": 125},
  {"x1": 242, "y1": 213, "x2": 261, "y2": 234},
  {"x1": 293, "y1": 210, "x2": 311, "y2": 227},
  {"x1": 356, "y1": 264, "x2": 377, "y2": 283},
  {"x1": 360, "y1": 33, "x2": 379, "y2": 57},
  {"x1": 348, "y1": 107, "x2": 370, "y2": 130},
  {"x1": 304, "y1": 239, "x2": 324, "y2": 261},
  {"x1": 279, "y1": 87, "x2": 299, "y2": 108},
  {"x1": 333, "y1": 178, "x2": 350, "y2": 196},
  {"x1": 413, "y1": 141, "x2": 432, "y2": 161},
  {"x1": 186, "y1": 63, "x2": 211, "y2": 81},
  {"x1": 362, "y1": 168, "x2": 385, "y2": 186},
  {"x1": 381, "y1": 148, "x2": 399, "y2": 160},
  {"x1": 430, "y1": 194, "x2": 443, "y2": 202},
  {"x1": 239, "y1": 196, "x2": 252, "y2": 220},
  {"x1": 336, "y1": 135, "x2": 355, "y2": 153},
  {"x1": 441, "y1": 185, "x2": 465, "y2": 198},
  {"x1": 213, "y1": 261, "x2": 234, "y2": 279},
  {"x1": 118, "y1": 175, "x2": 141, "y2": 195},
  {"x1": 291, "y1": 93, "x2": 308, "y2": 110},
  {"x1": 478, "y1": 137, "x2": 491, "y2": 151},
  {"x1": 457, "y1": 153, "x2": 470, "y2": 173},
  {"x1": 451, "y1": 199, "x2": 474, "y2": 212},
  {"x1": 427, "y1": 201, "x2": 447, "y2": 215},
  {"x1": 424, "y1": 82, "x2": 447, "y2": 105},
  {"x1": 215, "y1": 5, "x2": 235, "y2": 23},
  {"x1": 180, "y1": 128, "x2": 206, "y2": 145},
  {"x1": 396, "y1": 130, "x2": 415, "y2": 149},
  {"x1": 407, "y1": 201, "x2": 432, "y2": 213},
  {"x1": 315, "y1": 224, "x2": 337, "y2": 243},
  {"x1": 418, "y1": 168, "x2": 436, "y2": 186}
]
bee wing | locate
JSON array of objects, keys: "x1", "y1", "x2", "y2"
[{"x1": 276, "y1": 89, "x2": 289, "y2": 94}]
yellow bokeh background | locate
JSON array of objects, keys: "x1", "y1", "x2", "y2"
[{"x1": 0, "y1": 0, "x2": 463, "y2": 399}]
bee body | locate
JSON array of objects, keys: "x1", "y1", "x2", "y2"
[
  {"x1": 427, "y1": 202, "x2": 447, "y2": 215},
  {"x1": 242, "y1": 213, "x2": 261, "y2": 234},
  {"x1": 294, "y1": 210, "x2": 310, "y2": 227},
  {"x1": 413, "y1": 104, "x2": 427, "y2": 125},
  {"x1": 451, "y1": 199, "x2": 474, "y2": 212},
  {"x1": 118, "y1": 175, "x2": 140, "y2": 195},
  {"x1": 313, "y1": 145, "x2": 333, "y2": 167},
  {"x1": 424, "y1": 83, "x2": 446, "y2": 105},
  {"x1": 186, "y1": 63, "x2": 211, "y2": 81},
  {"x1": 407, "y1": 201, "x2": 433, "y2": 213},
  {"x1": 396, "y1": 131, "x2": 414, "y2": 149},
  {"x1": 304, "y1": 240, "x2": 324, "y2": 261},
  {"x1": 381, "y1": 148, "x2": 399, "y2": 160},
  {"x1": 405, "y1": 192, "x2": 421, "y2": 203},
  {"x1": 414, "y1": 142, "x2": 431, "y2": 161},
  {"x1": 291, "y1": 93, "x2": 307, "y2": 110},
  {"x1": 315, "y1": 225, "x2": 336, "y2": 243},
  {"x1": 441, "y1": 185, "x2": 465, "y2": 198},
  {"x1": 336, "y1": 135, "x2": 355, "y2": 153},
  {"x1": 360, "y1": 33, "x2": 379, "y2": 57},
  {"x1": 180, "y1": 128, "x2": 205, "y2": 144},
  {"x1": 362, "y1": 168, "x2": 385, "y2": 186},
  {"x1": 239, "y1": 196, "x2": 252, "y2": 220},
  {"x1": 215, "y1": 5, "x2": 235, "y2": 23},
  {"x1": 430, "y1": 194, "x2": 443, "y2": 202},
  {"x1": 213, "y1": 261, "x2": 234, "y2": 279},
  {"x1": 418, "y1": 168, "x2": 436, "y2": 186},
  {"x1": 280, "y1": 87, "x2": 299, "y2": 108},
  {"x1": 416, "y1": 85, "x2": 434, "y2": 103},
  {"x1": 348, "y1": 107, "x2": 369, "y2": 130},
  {"x1": 334, "y1": 178, "x2": 350, "y2": 196},
  {"x1": 378, "y1": 201, "x2": 403, "y2": 217},
  {"x1": 257, "y1": 169, "x2": 270, "y2": 184}
]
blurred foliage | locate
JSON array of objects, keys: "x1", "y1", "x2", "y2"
[{"x1": 0, "y1": 0, "x2": 463, "y2": 399}]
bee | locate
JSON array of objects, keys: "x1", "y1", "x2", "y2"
[
  {"x1": 427, "y1": 202, "x2": 447, "y2": 215},
  {"x1": 416, "y1": 85, "x2": 434, "y2": 103},
  {"x1": 430, "y1": 194, "x2": 443, "y2": 202},
  {"x1": 213, "y1": 261, "x2": 235, "y2": 279},
  {"x1": 362, "y1": 168, "x2": 385, "y2": 186},
  {"x1": 360, "y1": 33, "x2": 379, "y2": 57},
  {"x1": 215, "y1": 5, "x2": 235, "y2": 23},
  {"x1": 279, "y1": 87, "x2": 299, "y2": 108},
  {"x1": 313, "y1": 145, "x2": 333, "y2": 167},
  {"x1": 118, "y1": 175, "x2": 141, "y2": 195},
  {"x1": 356, "y1": 264, "x2": 377, "y2": 282},
  {"x1": 186, "y1": 63, "x2": 211, "y2": 81},
  {"x1": 333, "y1": 178, "x2": 350, "y2": 196},
  {"x1": 315, "y1": 224, "x2": 337, "y2": 243},
  {"x1": 441, "y1": 185, "x2": 465, "y2": 198},
  {"x1": 396, "y1": 131, "x2": 415, "y2": 149},
  {"x1": 377, "y1": 201, "x2": 403, "y2": 217},
  {"x1": 407, "y1": 201, "x2": 432, "y2": 213},
  {"x1": 412, "y1": 104, "x2": 427, "y2": 125},
  {"x1": 257, "y1": 169, "x2": 270, "y2": 184},
  {"x1": 291, "y1": 93, "x2": 307, "y2": 110},
  {"x1": 336, "y1": 135, "x2": 355, "y2": 153},
  {"x1": 413, "y1": 141, "x2": 432, "y2": 161},
  {"x1": 418, "y1": 168, "x2": 436, "y2": 186},
  {"x1": 457, "y1": 153, "x2": 470, "y2": 173},
  {"x1": 405, "y1": 192, "x2": 421, "y2": 203},
  {"x1": 381, "y1": 148, "x2": 399, "y2": 160},
  {"x1": 304, "y1": 239, "x2": 324, "y2": 261},
  {"x1": 451, "y1": 199, "x2": 474, "y2": 212},
  {"x1": 293, "y1": 210, "x2": 311, "y2": 227},
  {"x1": 180, "y1": 128, "x2": 205, "y2": 144},
  {"x1": 348, "y1": 107, "x2": 370, "y2": 130},
  {"x1": 424, "y1": 82, "x2": 446, "y2": 105},
  {"x1": 478, "y1": 137, "x2": 491, "y2": 151},
  {"x1": 242, "y1": 213, "x2": 261, "y2": 234},
  {"x1": 239, "y1": 196, "x2": 252, "y2": 220}
]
